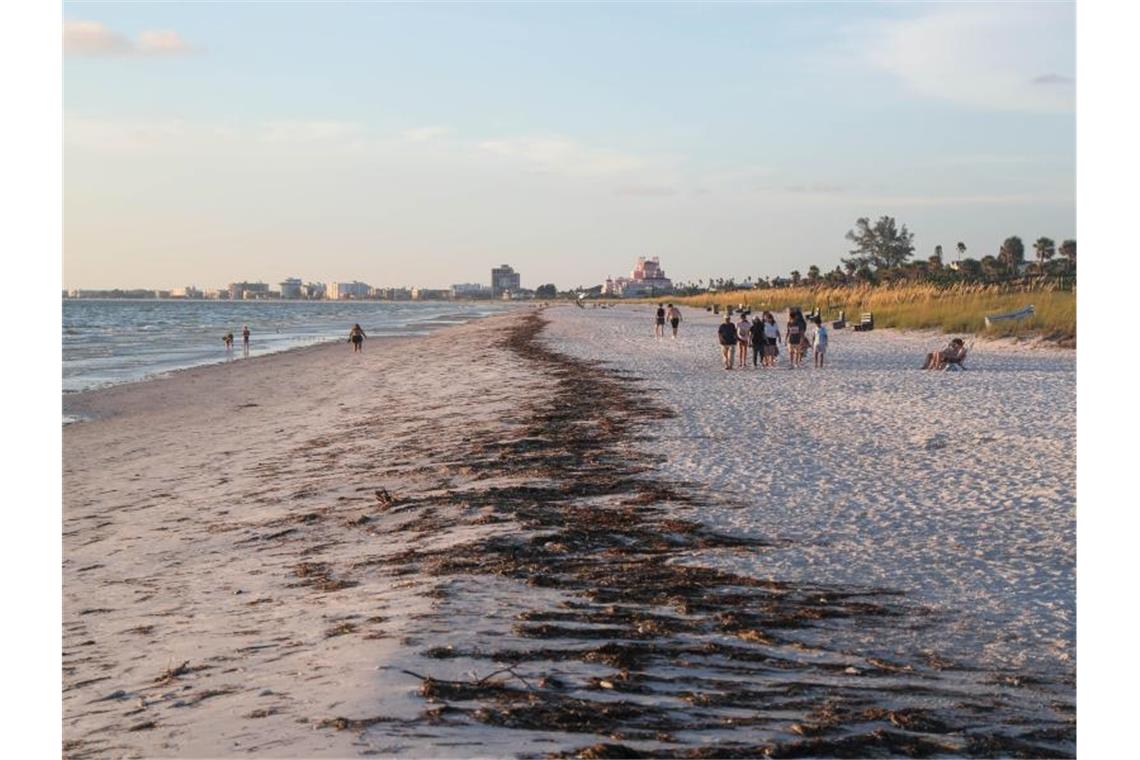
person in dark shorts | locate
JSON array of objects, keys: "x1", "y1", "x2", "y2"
[
  {"x1": 785, "y1": 309, "x2": 804, "y2": 368},
  {"x1": 666, "y1": 304, "x2": 682, "y2": 338},
  {"x1": 717, "y1": 315, "x2": 738, "y2": 369},
  {"x1": 348, "y1": 323, "x2": 366, "y2": 352},
  {"x1": 762, "y1": 312, "x2": 780, "y2": 367},
  {"x1": 749, "y1": 315, "x2": 766, "y2": 367},
  {"x1": 654, "y1": 303, "x2": 666, "y2": 338}
]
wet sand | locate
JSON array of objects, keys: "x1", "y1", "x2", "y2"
[{"x1": 63, "y1": 308, "x2": 1074, "y2": 758}]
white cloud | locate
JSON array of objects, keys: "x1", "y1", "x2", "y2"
[
  {"x1": 65, "y1": 19, "x2": 192, "y2": 57},
  {"x1": 865, "y1": 5, "x2": 1074, "y2": 113},
  {"x1": 477, "y1": 136, "x2": 646, "y2": 177},
  {"x1": 137, "y1": 30, "x2": 191, "y2": 56},
  {"x1": 402, "y1": 126, "x2": 452, "y2": 142},
  {"x1": 260, "y1": 120, "x2": 364, "y2": 144}
]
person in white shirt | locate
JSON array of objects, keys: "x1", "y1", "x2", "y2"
[
  {"x1": 811, "y1": 316, "x2": 829, "y2": 368},
  {"x1": 736, "y1": 315, "x2": 752, "y2": 369},
  {"x1": 762, "y1": 312, "x2": 780, "y2": 367}
]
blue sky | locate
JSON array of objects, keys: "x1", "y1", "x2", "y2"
[{"x1": 64, "y1": 1, "x2": 1075, "y2": 289}]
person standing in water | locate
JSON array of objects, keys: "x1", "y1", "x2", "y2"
[
  {"x1": 223, "y1": 332, "x2": 234, "y2": 355},
  {"x1": 717, "y1": 315, "x2": 738, "y2": 369},
  {"x1": 241, "y1": 325, "x2": 251, "y2": 357},
  {"x1": 348, "y1": 323, "x2": 366, "y2": 353},
  {"x1": 654, "y1": 304, "x2": 666, "y2": 339},
  {"x1": 666, "y1": 304, "x2": 682, "y2": 338}
]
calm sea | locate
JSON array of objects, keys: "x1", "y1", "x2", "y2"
[{"x1": 63, "y1": 299, "x2": 511, "y2": 395}]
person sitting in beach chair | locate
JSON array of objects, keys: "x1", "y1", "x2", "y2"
[{"x1": 923, "y1": 338, "x2": 967, "y2": 370}]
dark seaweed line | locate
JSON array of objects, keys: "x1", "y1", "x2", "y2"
[{"x1": 360, "y1": 313, "x2": 1075, "y2": 758}]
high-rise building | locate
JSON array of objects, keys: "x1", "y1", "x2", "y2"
[
  {"x1": 228, "y1": 281, "x2": 270, "y2": 300},
  {"x1": 328, "y1": 281, "x2": 371, "y2": 300},
  {"x1": 279, "y1": 278, "x2": 303, "y2": 299},
  {"x1": 491, "y1": 265, "x2": 521, "y2": 297}
]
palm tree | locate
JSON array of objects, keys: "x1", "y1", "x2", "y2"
[
  {"x1": 956, "y1": 241, "x2": 967, "y2": 262},
  {"x1": 1059, "y1": 239, "x2": 1076, "y2": 273},
  {"x1": 998, "y1": 236, "x2": 1025, "y2": 274},
  {"x1": 1033, "y1": 237, "x2": 1056, "y2": 274},
  {"x1": 790, "y1": 270, "x2": 801, "y2": 286}
]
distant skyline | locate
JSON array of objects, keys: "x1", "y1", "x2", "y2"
[{"x1": 64, "y1": 2, "x2": 1074, "y2": 290}]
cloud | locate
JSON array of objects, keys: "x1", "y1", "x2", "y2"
[
  {"x1": 614, "y1": 185, "x2": 677, "y2": 197},
  {"x1": 864, "y1": 5, "x2": 1074, "y2": 112},
  {"x1": 137, "y1": 30, "x2": 191, "y2": 56},
  {"x1": 1032, "y1": 74, "x2": 1074, "y2": 86},
  {"x1": 65, "y1": 20, "x2": 192, "y2": 57},
  {"x1": 477, "y1": 137, "x2": 646, "y2": 177},
  {"x1": 784, "y1": 183, "x2": 846, "y2": 195},
  {"x1": 402, "y1": 126, "x2": 452, "y2": 142},
  {"x1": 260, "y1": 120, "x2": 364, "y2": 144}
]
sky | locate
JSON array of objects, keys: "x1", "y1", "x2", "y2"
[{"x1": 63, "y1": 1, "x2": 1075, "y2": 291}]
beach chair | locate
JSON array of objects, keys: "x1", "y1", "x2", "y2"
[
  {"x1": 942, "y1": 342, "x2": 972, "y2": 371},
  {"x1": 853, "y1": 312, "x2": 874, "y2": 332}
]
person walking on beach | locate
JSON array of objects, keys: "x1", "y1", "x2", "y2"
[
  {"x1": 717, "y1": 315, "x2": 738, "y2": 369},
  {"x1": 348, "y1": 323, "x2": 366, "y2": 353},
  {"x1": 785, "y1": 309, "x2": 805, "y2": 368},
  {"x1": 762, "y1": 312, "x2": 780, "y2": 367},
  {"x1": 654, "y1": 304, "x2": 666, "y2": 339},
  {"x1": 666, "y1": 304, "x2": 682, "y2": 338},
  {"x1": 749, "y1": 314, "x2": 766, "y2": 368},
  {"x1": 811, "y1": 316, "x2": 829, "y2": 368},
  {"x1": 736, "y1": 313, "x2": 752, "y2": 368}
]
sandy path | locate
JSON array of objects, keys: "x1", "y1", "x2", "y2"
[{"x1": 542, "y1": 305, "x2": 1075, "y2": 681}]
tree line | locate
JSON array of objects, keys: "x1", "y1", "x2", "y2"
[{"x1": 668, "y1": 215, "x2": 1075, "y2": 295}]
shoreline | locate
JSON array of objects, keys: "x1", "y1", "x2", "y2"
[
  {"x1": 63, "y1": 306, "x2": 1074, "y2": 758},
  {"x1": 62, "y1": 309, "x2": 523, "y2": 423}
]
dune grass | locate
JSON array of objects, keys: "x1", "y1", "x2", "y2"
[{"x1": 668, "y1": 282, "x2": 1075, "y2": 341}]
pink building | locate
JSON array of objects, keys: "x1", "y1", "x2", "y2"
[{"x1": 603, "y1": 256, "x2": 674, "y2": 297}]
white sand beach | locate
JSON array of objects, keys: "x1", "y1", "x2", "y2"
[{"x1": 63, "y1": 306, "x2": 1075, "y2": 758}]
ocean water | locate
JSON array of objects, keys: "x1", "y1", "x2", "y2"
[{"x1": 63, "y1": 299, "x2": 511, "y2": 395}]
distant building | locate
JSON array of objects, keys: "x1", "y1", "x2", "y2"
[
  {"x1": 602, "y1": 256, "x2": 673, "y2": 297},
  {"x1": 279, "y1": 278, "x2": 303, "y2": 299},
  {"x1": 373, "y1": 287, "x2": 412, "y2": 301},
  {"x1": 328, "y1": 281, "x2": 371, "y2": 300},
  {"x1": 170, "y1": 286, "x2": 203, "y2": 299},
  {"x1": 491, "y1": 265, "x2": 521, "y2": 297},
  {"x1": 451, "y1": 282, "x2": 493, "y2": 299},
  {"x1": 228, "y1": 281, "x2": 270, "y2": 300},
  {"x1": 204, "y1": 288, "x2": 230, "y2": 299},
  {"x1": 411, "y1": 287, "x2": 451, "y2": 301},
  {"x1": 303, "y1": 281, "x2": 327, "y2": 300}
]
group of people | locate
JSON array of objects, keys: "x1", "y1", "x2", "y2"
[
  {"x1": 654, "y1": 303, "x2": 683, "y2": 338},
  {"x1": 223, "y1": 325, "x2": 251, "y2": 355},
  {"x1": 715, "y1": 308, "x2": 828, "y2": 370}
]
